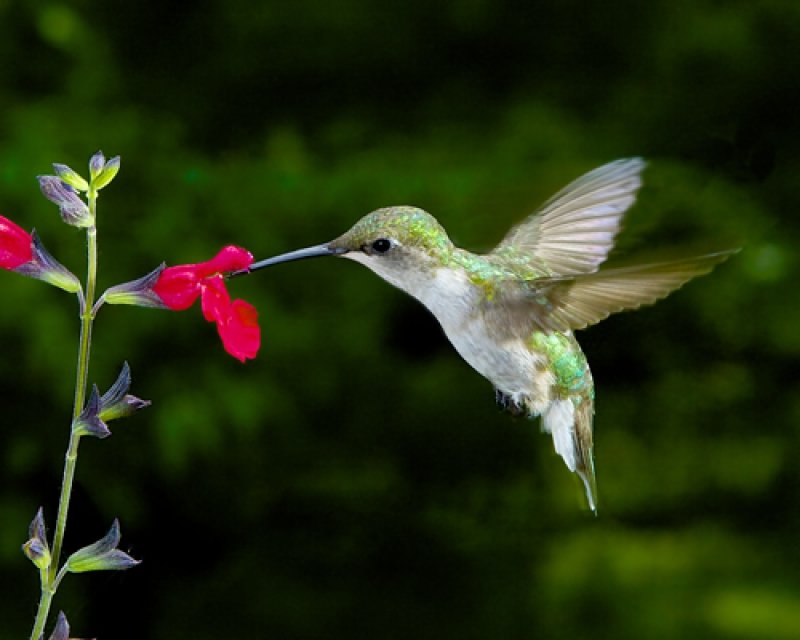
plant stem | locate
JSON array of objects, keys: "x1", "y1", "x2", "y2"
[
  {"x1": 28, "y1": 573, "x2": 54, "y2": 640},
  {"x1": 53, "y1": 227, "x2": 97, "y2": 573},
  {"x1": 29, "y1": 197, "x2": 99, "y2": 640}
]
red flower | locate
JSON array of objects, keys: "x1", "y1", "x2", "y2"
[
  {"x1": 0, "y1": 215, "x2": 33, "y2": 269},
  {"x1": 153, "y1": 246, "x2": 261, "y2": 362}
]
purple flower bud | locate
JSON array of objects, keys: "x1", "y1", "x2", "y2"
[
  {"x1": 22, "y1": 507, "x2": 51, "y2": 570},
  {"x1": 38, "y1": 175, "x2": 77, "y2": 206},
  {"x1": 28, "y1": 506, "x2": 47, "y2": 544},
  {"x1": 22, "y1": 537, "x2": 50, "y2": 570},
  {"x1": 37, "y1": 175, "x2": 92, "y2": 227},
  {"x1": 89, "y1": 150, "x2": 106, "y2": 180}
]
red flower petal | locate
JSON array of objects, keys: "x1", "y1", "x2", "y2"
[
  {"x1": 216, "y1": 299, "x2": 261, "y2": 362},
  {"x1": 152, "y1": 265, "x2": 203, "y2": 310},
  {"x1": 0, "y1": 215, "x2": 33, "y2": 270},
  {"x1": 200, "y1": 274, "x2": 231, "y2": 323},
  {"x1": 195, "y1": 246, "x2": 253, "y2": 279}
]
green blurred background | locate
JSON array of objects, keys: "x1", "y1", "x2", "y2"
[{"x1": 1, "y1": 1, "x2": 799, "y2": 638}]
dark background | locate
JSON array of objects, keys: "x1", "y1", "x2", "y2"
[{"x1": 2, "y1": 1, "x2": 799, "y2": 638}]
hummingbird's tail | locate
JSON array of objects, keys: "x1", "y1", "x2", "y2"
[{"x1": 543, "y1": 395, "x2": 597, "y2": 513}]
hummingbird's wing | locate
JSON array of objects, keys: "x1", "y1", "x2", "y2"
[
  {"x1": 486, "y1": 251, "x2": 737, "y2": 338},
  {"x1": 492, "y1": 158, "x2": 646, "y2": 276}
]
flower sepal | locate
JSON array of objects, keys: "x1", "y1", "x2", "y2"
[
  {"x1": 66, "y1": 519, "x2": 140, "y2": 574},
  {"x1": 13, "y1": 230, "x2": 82, "y2": 293},
  {"x1": 21, "y1": 507, "x2": 51, "y2": 571},
  {"x1": 99, "y1": 362, "x2": 151, "y2": 422},
  {"x1": 102, "y1": 264, "x2": 168, "y2": 309},
  {"x1": 48, "y1": 612, "x2": 70, "y2": 640},
  {"x1": 72, "y1": 386, "x2": 111, "y2": 439}
]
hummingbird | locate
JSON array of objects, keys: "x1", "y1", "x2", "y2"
[{"x1": 234, "y1": 158, "x2": 735, "y2": 511}]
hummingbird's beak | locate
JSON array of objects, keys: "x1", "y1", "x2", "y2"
[{"x1": 229, "y1": 243, "x2": 347, "y2": 278}]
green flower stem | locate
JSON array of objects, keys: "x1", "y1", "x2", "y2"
[
  {"x1": 29, "y1": 192, "x2": 99, "y2": 640},
  {"x1": 28, "y1": 568, "x2": 53, "y2": 640}
]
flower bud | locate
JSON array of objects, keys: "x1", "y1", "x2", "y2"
[
  {"x1": 88, "y1": 151, "x2": 120, "y2": 190},
  {"x1": 89, "y1": 150, "x2": 106, "y2": 180},
  {"x1": 22, "y1": 537, "x2": 51, "y2": 570},
  {"x1": 66, "y1": 519, "x2": 140, "y2": 573},
  {"x1": 37, "y1": 175, "x2": 93, "y2": 227},
  {"x1": 92, "y1": 155, "x2": 120, "y2": 190},
  {"x1": 22, "y1": 507, "x2": 51, "y2": 571},
  {"x1": 52, "y1": 163, "x2": 89, "y2": 192}
]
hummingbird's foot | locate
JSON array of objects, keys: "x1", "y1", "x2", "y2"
[{"x1": 495, "y1": 388, "x2": 525, "y2": 416}]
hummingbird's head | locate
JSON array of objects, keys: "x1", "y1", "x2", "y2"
[
  {"x1": 240, "y1": 206, "x2": 455, "y2": 295},
  {"x1": 326, "y1": 206, "x2": 454, "y2": 292}
]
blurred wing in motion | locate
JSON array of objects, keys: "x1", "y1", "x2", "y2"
[{"x1": 492, "y1": 158, "x2": 646, "y2": 276}]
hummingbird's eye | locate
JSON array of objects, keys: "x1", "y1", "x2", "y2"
[{"x1": 370, "y1": 238, "x2": 392, "y2": 254}]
